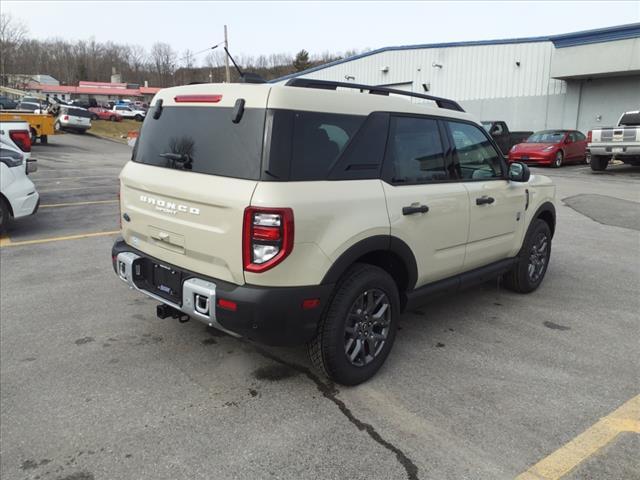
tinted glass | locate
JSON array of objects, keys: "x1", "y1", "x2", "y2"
[
  {"x1": 575, "y1": 131, "x2": 586, "y2": 141},
  {"x1": 133, "y1": 106, "x2": 265, "y2": 180},
  {"x1": 68, "y1": 108, "x2": 92, "y2": 118},
  {"x1": 526, "y1": 131, "x2": 566, "y2": 143},
  {"x1": 619, "y1": 113, "x2": 640, "y2": 126},
  {"x1": 448, "y1": 121, "x2": 503, "y2": 180},
  {"x1": 289, "y1": 111, "x2": 364, "y2": 180},
  {"x1": 385, "y1": 116, "x2": 449, "y2": 183}
]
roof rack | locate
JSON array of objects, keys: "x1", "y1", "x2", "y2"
[{"x1": 284, "y1": 78, "x2": 465, "y2": 112}]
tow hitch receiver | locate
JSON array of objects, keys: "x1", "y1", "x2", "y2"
[{"x1": 156, "y1": 304, "x2": 190, "y2": 323}]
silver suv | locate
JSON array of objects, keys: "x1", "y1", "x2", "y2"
[{"x1": 112, "y1": 79, "x2": 556, "y2": 385}]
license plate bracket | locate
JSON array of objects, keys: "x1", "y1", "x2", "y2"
[{"x1": 150, "y1": 262, "x2": 182, "y2": 301}]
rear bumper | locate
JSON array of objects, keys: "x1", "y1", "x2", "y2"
[
  {"x1": 111, "y1": 239, "x2": 333, "y2": 346},
  {"x1": 588, "y1": 144, "x2": 640, "y2": 157}
]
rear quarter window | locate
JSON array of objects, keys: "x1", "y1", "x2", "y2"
[
  {"x1": 267, "y1": 110, "x2": 365, "y2": 181},
  {"x1": 619, "y1": 113, "x2": 640, "y2": 126}
]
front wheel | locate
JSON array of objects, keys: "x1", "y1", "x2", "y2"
[
  {"x1": 134, "y1": 114, "x2": 143, "y2": 122},
  {"x1": 110, "y1": 116, "x2": 117, "y2": 122},
  {"x1": 552, "y1": 151, "x2": 563, "y2": 168},
  {"x1": 503, "y1": 219, "x2": 552, "y2": 293},
  {"x1": 308, "y1": 264, "x2": 399, "y2": 385},
  {"x1": 590, "y1": 155, "x2": 609, "y2": 171}
]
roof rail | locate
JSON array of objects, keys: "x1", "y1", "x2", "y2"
[{"x1": 284, "y1": 78, "x2": 465, "y2": 112}]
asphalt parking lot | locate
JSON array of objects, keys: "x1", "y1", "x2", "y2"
[{"x1": 1, "y1": 133, "x2": 638, "y2": 480}]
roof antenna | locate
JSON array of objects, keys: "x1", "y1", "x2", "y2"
[
  {"x1": 223, "y1": 46, "x2": 266, "y2": 84},
  {"x1": 223, "y1": 46, "x2": 244, "y2": 79}
]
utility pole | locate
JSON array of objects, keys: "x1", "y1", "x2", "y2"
[{"x1": 224, "y1": 25, "x2": 230, "y2": 83}]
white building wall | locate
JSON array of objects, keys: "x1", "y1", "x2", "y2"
[{"x1": 301, "y1": 41, "x2": 566, "y2": 102}]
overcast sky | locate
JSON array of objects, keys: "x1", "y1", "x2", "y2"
[{"x1": 4, "y1": 1, "x2": 640, "y2": 63}]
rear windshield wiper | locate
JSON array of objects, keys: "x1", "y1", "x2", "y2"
[{"x1": 159, "y1": 152, "x2": 192, "y2": 169}]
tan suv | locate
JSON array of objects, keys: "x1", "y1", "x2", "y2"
[{"x1": 112, "y1": 79, "x2": 556, "y2": 385}]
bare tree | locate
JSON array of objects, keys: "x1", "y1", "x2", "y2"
[
  {"x1": 150, "y1": 42, "x2": 176, "y2": 87},
  {"x1": 0, "y1": 13, "x2": 28, "y2": 85}
]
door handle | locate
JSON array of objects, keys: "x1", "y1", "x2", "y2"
[
  {"x1": 402, "y1": 204, "x2": 429, "y2": 215},
  {"x1": 476, "y1": 196, "x2": 495, "y2": 205}
]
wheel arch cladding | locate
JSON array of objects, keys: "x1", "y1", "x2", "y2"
[
  {"x1": 534, "y1": 202, "x2": 556, "y2": 237},
  {"x1": 321, "y1": 235, "x2": 418, "y2": 292}
]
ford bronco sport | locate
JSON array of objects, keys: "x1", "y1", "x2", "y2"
[{"x1": 112, "y1": 79, "x2": 556, "y2": 385}]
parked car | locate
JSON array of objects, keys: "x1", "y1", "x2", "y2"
[
  {"x1": 88, "y1": 107, "x2": 122, "y2": 122},
  {"x1": 508, "y1": 130, "x2": 588, "y2": 167},
  {"x1": 15, "y1": 101, "x2": 42, "y2": 112},
  {"x1": 588, "y1": 111, "x2": 640, "y2": 171},
  {"x1": 0, "y1": 120, "x2": 32, "y2": 163},
  {"x1": 0, "y1": 96, "x2": 18, "y2": 110},
  {"x1": 482, "y1": 121, "x2": 533, "y2": 155},
  {"x1": 0, "y1": 143, "x2": 39, "y2": 231},
  {"x1": 55, "y1": 106, "x2": 92, "y2": 133},
  {"x1": 68, "y1": 99, "x2": 98, "y2": 109},
  {"x1": 112, "y1": 80, "x2": 556, "y2": 385},
  {"x1": 112, "y1": 104, "x2": 146, "y2": 121}
]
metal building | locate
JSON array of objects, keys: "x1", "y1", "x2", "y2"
[{"x1": 277, "y1": 24, "x2": 640, "y2": 133}]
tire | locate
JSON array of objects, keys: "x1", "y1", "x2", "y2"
[
  {"x1": 552, "y1": 151, "x2": 563, "y2": 168},
  {"x1": 308, "y1": 263, "x2": 400, "y2": 385},
  {"x1": 110, "y1": 116, "x2": 117, "y2": 122},
  {"x1": 590, "y1": 155, "x2": 609, "y2": 171},
  {"x1": 503, "y1": 219, "x2": 552, "y2": 294},
  {"x1": 0, "y1": 197, "x2": 10, "y2": 233},
  {"x1": 54, "y1": 121, "x2": 62, "y2": 132},
  {"x1": 134, "y1": 114, "x2": 143, "y2": 122},
  {"x1": 40, "y1": 135, "x2": 48, "y2": 144},
  {"x1": 91, "y1": 113, "x2": 98, "y2": 121}
]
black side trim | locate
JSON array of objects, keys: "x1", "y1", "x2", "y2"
[
  {"x1": 404, "y1": 258, "x2": 517, "y2": 311},
  {"x1": 320, "y1": 235, "x2": 418, "y2": 290}
]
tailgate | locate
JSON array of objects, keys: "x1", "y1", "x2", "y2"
[{"x1": 120, "y1": 161, "x2": 257, "y2": 285}]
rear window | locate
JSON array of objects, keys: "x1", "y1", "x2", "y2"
[
  {"x1": 68, "y1": 108, "x2": 92, "y2": 118},
  {"x1": 133, "y1": 106, "x2": 266, "y2": 180},
  {"x1": 619, "y1": 113, "x2": 640, "y2": 126}
]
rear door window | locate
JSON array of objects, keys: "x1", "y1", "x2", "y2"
[
  {"x1": 384, "y1": 116, "x2": 451, "y2": 184},
  {"x1": 133, "y1": 106, "x2": 265, "y2": 180}
]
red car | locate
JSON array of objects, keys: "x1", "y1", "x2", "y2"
[
  {"x1": 508, "y1": 130, "x2": 588, "y2": 167},
  {"x1": 88, "y1": 107, "x2": 122, "y2": 122}
]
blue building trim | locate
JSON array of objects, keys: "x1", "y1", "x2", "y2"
[{"x1": 273, "y1": 23, "x2": 640, "y2": 83}]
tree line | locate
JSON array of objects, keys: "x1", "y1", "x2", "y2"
[{"x1": 1, "y1": 13, "x2": 364, "y2": 88}]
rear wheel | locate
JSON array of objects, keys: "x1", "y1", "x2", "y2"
[
  {"x1": 110, "y1": 115, "x2": 117, "y2": 122},
  {"x1": 590, "y1": 155, "x2": 609, "y2": 171},
  {"x1": 308, "y1": 264, "x2": 399, "y2": 385},
  {"x1": 91, "y1": 113, "x2": 98, "y2": 121},
  {"x1": 134, "y1": 114, "x2": 143, "y2": 122},
  {"x1": 54, "y1": 121, "x2": 62, "y2": 132},
  {"x1": 503, "y1": 219, "x2": 551, "y2": 293},
  {"x1": 552, "y1": 151, "x2": 563, "y2": 168},
  {"x1": 0, "y1": 197, "x2": 10, "y2": 232}
]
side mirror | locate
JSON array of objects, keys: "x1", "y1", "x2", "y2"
[{"x1": 509, "y1": 162, "x2": 530, "y2": 182}]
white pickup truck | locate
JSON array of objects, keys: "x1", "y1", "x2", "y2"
[
  {"x1": 588, "y1": 111, "x2": 640, "y2": 171},
  {"x1": 112, "y1": 104, "x2": 146, "y2": 122}
]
